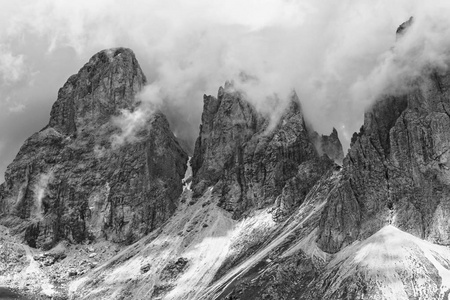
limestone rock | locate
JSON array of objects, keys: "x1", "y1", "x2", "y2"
[
  {"x1": 0, "y1": 48, "x2": 188, "y2": 248},
  {"x1": 49, "y1": 47, "x2": 147, "y2": 135},
  {"x1": 271, "y1": 156, "x2": 335, "y2": 222},
  {"x1": 317, "y1": 71, "x2": 450, "y2": 253},
  {"x1": 191, "y1": 84, "x2": 338, "y2": 218},
  {"x1": 310, "y1": 128, "x2": 345, "y2": 164}
]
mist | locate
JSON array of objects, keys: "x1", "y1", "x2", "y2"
[{"x1": 1, "y1": 0, "x2": 450, "y2": 180}]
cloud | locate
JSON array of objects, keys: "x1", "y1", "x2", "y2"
[
  {"x1": 7, "y1": 102, "x2": 25, "y2": 113},
  {"x1": 110, "y1": 84, "x2": 163, "y2": 149},
  {"x1": 0, "y1": 49, "x2": 26, "y2": 84},
  {"x1": 0, "y1": 0, "x2": 450, "y2": 181}
]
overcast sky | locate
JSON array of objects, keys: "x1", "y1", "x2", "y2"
[{"x1": 0, "y1": 0, "x2": 449, "y2": 182}]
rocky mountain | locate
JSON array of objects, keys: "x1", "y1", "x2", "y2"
[
  {"x1": 191, "y1": 82, "x2": 339, "y2": 219},
  {"x1": 2, "y1": 18, "x2": 450, "y2": 300},
  {"x1": 310, "y1": 128, "x2": 345, "y2": 164},
  {"x1": 64, "y1": 82, "x2": 344, "y2": 299},
  {"x1": 0, "y1": 48, "x2": 188, "y2": 249},
  {"x1": 317, "y1": 72, "x2": 450, "y2": 254}
]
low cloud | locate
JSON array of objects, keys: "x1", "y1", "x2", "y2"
[
  {"x1": 110, "y1": 84, "x2": 163, "y2": 149},
  {"x1": 0, "y1": 49, "x2": 27, "y2": 84}
]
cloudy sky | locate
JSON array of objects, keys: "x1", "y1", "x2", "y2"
[{"x1": 0, "y1": 0, "x2": 449, "y2": 181}]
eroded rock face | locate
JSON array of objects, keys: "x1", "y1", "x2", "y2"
[
  {"x1": 310, "y1": 128, "x2": 345, "y2": 164},
  {"x1": 0, "y1": 48, "x2": 188, "y2": 248},
  {"x1": 49, "y1": 48, "x2": 147, "y2": 136},
  {"x1": 317, "y1": 71, "x2": 450, "y2": 253},
  {"x1": 191, "y1": 84, "x2": 341, "y2": 218},
  {"x1": 271, "y1": 156, "x2": 335, "y2": 222}
]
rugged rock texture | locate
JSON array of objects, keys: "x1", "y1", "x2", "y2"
[
  {"x1": 204, "y1": 167, "x2": 343, "y2": 300},
  {"x1": 317, "y1": 70, "x2": 450, "y2": 253},
  {"x1": 271, "y1": 156, "x2": 335, "y2": 222},
  {"x1": 310, "y1": 128, "x2": 345, "y2": 164},
  {"x1": 191, "y1": 83, "x2": 340, "y2": 218},
  {"x1": 48, "y1": 47, "x2": 147, "y2": 136},
  {"x1": 209, "y1": 19, "x2": 450, "y2": 299},
  {"x1": 53, "y1": 19, "x2": 450, "y2": 300},
  {"x1": 0, "y1": 48, "x2": 188, "y2": 248}
]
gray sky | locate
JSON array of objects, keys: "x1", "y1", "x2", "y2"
[{"x1": 0, "y1": 0, "x2": 448, "y2": 182}]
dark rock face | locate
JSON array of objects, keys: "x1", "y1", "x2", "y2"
[
  {"x1": 0, "y1": 48, "x2": 188, "y2": 248},
  {"x1": 191, "y1": 83, "x2": 339, "y2": 218},
  {"x1": 210, "y1": 166, "x2": 343, "y2": 300},
  {"x1": 49, "y1": 47, "x2": 147, "y2": 136},
  {"x1": 317, "y1": 71, "x2": 450, "y2": 253},
  {"x1": 271, "y1": 156, "x2": 335, "y2": 222},
  {"x1": 310, "y1": 128, "x2": 345, "y2": 164}
]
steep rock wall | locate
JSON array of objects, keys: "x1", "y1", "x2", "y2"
[
  {"x1": 192, "y1": 83, "x2": 341, "y2": 218},
  {"x1": 0, "y1": 48, "x2": 188, "y2": 248}
]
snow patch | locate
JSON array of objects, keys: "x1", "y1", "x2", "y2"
[{"x1": 328, "y1": 225, "x2": 450, "y2": 299}]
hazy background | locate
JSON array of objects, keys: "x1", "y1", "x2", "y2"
[{"x1": 0, "y1": 0, "x2": 449, "y2": 181}]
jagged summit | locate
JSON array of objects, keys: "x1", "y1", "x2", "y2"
[
  {"x1": 49, "y1": 47, "x2": 147, "y2": 135},
  {"x1": 310, "y1": 127, "x2": 345, "y2": 164},
  {"x1": 191, "y1": 83, "x2": 340, "y2": 218}
]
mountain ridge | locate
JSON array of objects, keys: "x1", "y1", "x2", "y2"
[{"x1": 3, "y1": 17, "x2": 450, "y2": 300}]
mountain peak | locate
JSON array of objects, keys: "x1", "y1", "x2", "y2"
[
  {"x1": 0, "y1": 48, "x2": 188, "y2": 249},
  {"x1": 90, "y1": 47, "x2": 135, "y2": 62},
  {"x1": 48, "y1": 47, "x2": 147, "y2": 135}
]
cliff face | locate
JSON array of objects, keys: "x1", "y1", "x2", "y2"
[
  {"x1": 48, "y1": 47, "x2": 147, "y2": 136},
  {"x1": 191, "y1": 83, "x2": 340, "y2": 218},
  {"x1": 200, "y1": 71, "x2": 450, "y2": 299},
  {"x1": 314, "y1": 16, "x2": 450, "y2": 253},
  {"x1": 0, "y1": 48, "x2": 188, "y2": 249},
  {"x1": 310, "y1": 127, "x2": 345, "y2": 164},
  {"x1": 317, "y1": 72, "x2": 450, "y2": 253}
]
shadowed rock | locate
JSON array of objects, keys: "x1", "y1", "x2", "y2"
[
  {"x1": 191, "y1": 83, "x2": 341, "y2": 218},
  {"x1": 310, "y1": 127, "x2": 345, "y2": 164}
]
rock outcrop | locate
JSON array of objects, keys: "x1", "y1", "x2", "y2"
[
  {"x1": 191, "y1": 83, "x2": 341, "y2": 218},
  {"x1": 317, "y1": 69, "x2": 450, "y2": 253},
  {"x1": 0, "y1": 48, "x2": 188, "y2": 248},
  {"x1": 310, "y1": 128, "x2": 345, "y2": 164}
]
